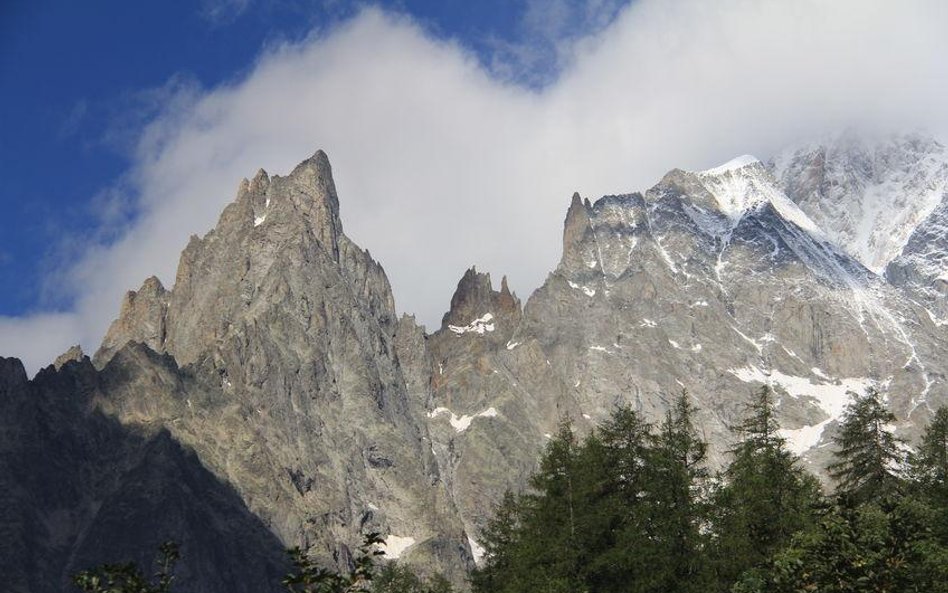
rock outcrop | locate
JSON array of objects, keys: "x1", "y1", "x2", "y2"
[{"x1": 0, "y1": 356, "x2": 287, "y2": 593}]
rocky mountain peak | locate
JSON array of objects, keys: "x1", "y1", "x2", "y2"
[
  {"x1": 287, "y1": 150, "x2": 341, "y2": 236},
  {"x1": 0, "y1": 357, "x2": 28, "y2": 394},
  {"x1": 53, "y1": 345, "x2": 86, "y2": 370},
  {"x1": 560, "y1": 192, "x2": 598, "y2": 272},
  {"x1": 250, "y1": 168, "x2": 270, "y2": 191},
  {"x1": 439, "y1": 266, "x2": 522, "y2": 341},
  {"x1": 95, "y1": 275, "x2": 170, "y2": 366},
  {"x1": 678, "y1": 156, "x2": 824, "y2": 237},
  {"x1": 234, "y1": 149, "x2": 343, "y2": 260},
  {"x1": 95, "y1": 150, "x2": 398, "y2": 370},
  {"x1": 77, "y1": 151, "x2": 470, "y2": 583}
]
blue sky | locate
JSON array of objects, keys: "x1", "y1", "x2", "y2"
[
  {"x1": 2, "y1": 0, "x2": 946, "y2": 373},
  {"x1": 1, "y1": 0, "x2": 613, "y2": 317}
]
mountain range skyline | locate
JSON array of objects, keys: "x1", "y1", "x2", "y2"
[
  {"x1": 3, "y1": 135, "x2": 946, "y2": 589},
  {"x1": 4, "y1": 0, "x2": 948, "y2": 374}
]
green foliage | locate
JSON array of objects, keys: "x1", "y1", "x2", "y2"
[
  {"x1": 907, "y1": 405, "x2": 948, "y2": 545},
  {"x1": 372, "y1": 563, "x2": 454, "y2": 593},
  {"x1": 283, "y1": 532, "x2": 385, "y2": 593},
  {"x1": 733, "y1": 396, "x2": 948, "y2": 593},
  {"x1": 909, "y1": 406, "x2": 948, "y2": 495},
  {"x1": 72, "y1": 542, "x2": 179, "y2": 593},
  {"x1": 828, "y1": 388, "x2": 905, "y2": 505},
  {"x1": 473, "y1": 394, "x2": 715, "y2": 593},
  {"x1": 708, "y1": 386, "x2": 822, "y2": 588},
  {"x1": 475, "y1": 388, "x2": 948, "y2": 593},
  {"x1": 637, "y1": 391, "x2": 711, "y2": 593},
  {"x1": 468, "y1": 492, "x2": 521, "y2": 593},
  {"x1": 733, "y1": 497, "x2": 948, "y2": 593},
  {"x1": 281, "y1": 533, "x2": 454, "y2": 593}
]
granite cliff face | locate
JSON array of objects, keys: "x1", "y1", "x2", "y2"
[
  {"x1": 92, "y1": 151, "x2": 472, "y2": 581},
  {"x1": 3, "y1": 138, "x2": 947, "y2": 589}
]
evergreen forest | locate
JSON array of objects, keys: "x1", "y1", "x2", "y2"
[{"x1": 471, "y1": 388, "x2": 948, "y2": 593}]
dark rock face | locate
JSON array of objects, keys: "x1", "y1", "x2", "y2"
[
  {"x1": 5, "y1": 142, "x2": 948, "y2": 587},
  {"x1": 0, "y1": 358, "x2": 287, "y2": 593}
]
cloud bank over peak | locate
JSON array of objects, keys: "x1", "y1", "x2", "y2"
[{"x1": 3, "y1": 0, "x2": 948, "y2": 373}]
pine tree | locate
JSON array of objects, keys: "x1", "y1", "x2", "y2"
[
  {"x1": 470, "y1": 492, "x2": 522, "y2": 593},
  {"x1": 585, "y1": 406, "x2": 653, "y2": 592},
  {"x1": 598, "y1": 405, "x2": 651, "y2": 504},
  {"x1": 909, "y1": 406, "x2": 948, "y2": 492},
  {"x1": 473, "y1": 420, "x2": 589, "y2": 593},
  {"x1": 732, "y1": 497, "x2": 948, "y2": 593},
  {"x1": 828, "y1": 388, "x2": 905, "y2": 505},
  {"x1": 908, "y1": 405, "x2": 948, "y2": 540},
  {"x1": 524, "y1": 419, "x2": 583, "y2": 592},
  {"x1": 709, "y1": 386, "x2": 821, "y2": 590},
  {"x1": 638, "y1": 391, "x2": 710, "y2": 593}
]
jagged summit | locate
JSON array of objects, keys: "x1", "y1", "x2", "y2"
[
  {"x1": 53, "y1": 345, "x2": 86, "y2": 370},
  {"x1": 560, "y1": 191, "x2": 599, "y2": 272},
  {"x1": 81, "y1": 150, "x2": 471, "y2": 584},
  {"x1": 234, "y1": 148, "x2": 343, "y2": 257},
  {"x1": 439, "y1": 266, "x2": 521, "y2": 341},
  {"x1": 662, "y1": 158, "x2": 825, "y2": 236},
  {"x1": 95, "y1": 275, "x2": 169, "y2": 366},
  {"x1": 96, "y1": 150, "x2": 396, "y2": 367}
]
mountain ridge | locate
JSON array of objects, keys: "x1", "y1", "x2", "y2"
[{"x1": 3, "y1": 134, "x2": 947, "y2": 591}]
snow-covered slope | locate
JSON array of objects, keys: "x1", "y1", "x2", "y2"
[
  {"x1": 770, "y1": 132, "x2": 948, "y2": 274},
  {"x1": 693, "y1": 156, "x2": 825, "y2": 236},
  {"x1": 886, "y1": 196, "x2": 948, "y2": 322}
]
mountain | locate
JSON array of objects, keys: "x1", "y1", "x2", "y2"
[
  {"x1": 2, "y1": 137, "x2": 947, "y2": 590},
  {"x1": 770, "y1": 132, "x2": 948, "y2": 321},
  {"x1": 2, "y1": 153, "x2": 472, "y2": 591}
]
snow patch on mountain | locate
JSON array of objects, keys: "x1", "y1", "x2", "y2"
[
  {"x1": 468, "y1": 536, "x2": 485, "y2": 565},
  {"x1": 379, "y1": 535, "x2": 416, "y2": 559},
  {"x1": 448, "y1": 313, "x2": 495, "y2": 335},
  {"x1": 696, "y1": 159, "x2": 824, "y2": 236},
  {"x1": 427, "y1": 406, "x2": 499, "y2": 433},
  {"x1": 730, "y1": 365, "x2": 874, "y2": 454},
  {"x1": 567, "y1": 281, "x2": 596, "y2": 296},
  {"x1": 699, "y1": 154, "x2": 760, "y2": 176}
]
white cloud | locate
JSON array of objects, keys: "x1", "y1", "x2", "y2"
[
  {"x1": 0, "y1": 313, "x2": 84, "y2": 374},
  {"x1": 4, "y1": 0, "x2": 948, "y2": 374}
]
